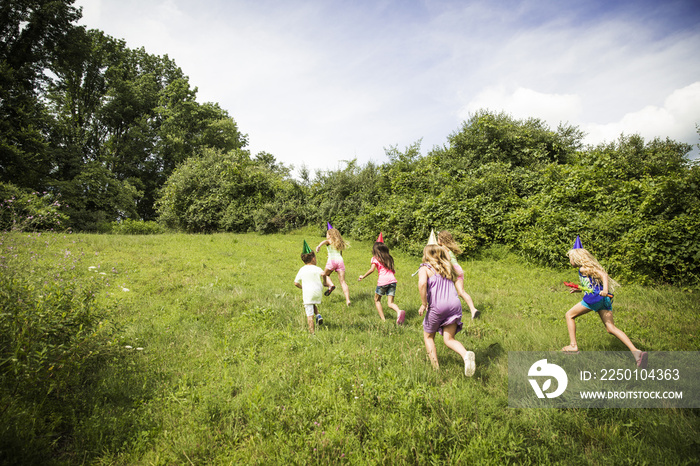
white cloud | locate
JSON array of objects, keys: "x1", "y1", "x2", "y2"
[
  {"x1": 460, "y1": 86, "x2": 583, "y2": 126},
  {"x1": 583, "y1": 82, "x2": 700, "y2": 149},
  {"x1": 72, "y1": 0, "x2": 700, "y2": 169}
]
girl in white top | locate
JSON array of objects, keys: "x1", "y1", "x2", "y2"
[
  {"x1": 437, "y1": 230, "x2": 480, "y2": 319},
  {"x1": 316, "y1": 227, "x2": 351, "y2": 306}
]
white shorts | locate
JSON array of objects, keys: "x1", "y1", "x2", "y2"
[{"x1": 304, "y1": 304, "x2": 317, "y2": 317}]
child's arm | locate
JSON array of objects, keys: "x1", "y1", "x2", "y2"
[
  {"x1": 417, "y1": 266, "x2": 429, "y2": 316},
  {"x1": 358, "y1": 264, "x2": 377, "y2": 281},
  {"x1": 600, "y1": 273, "x2": 610, "y2": 297},
  {"x1": 294, "y1": 281, "x2": 302, "y2": 290},
  {"x1": 315, "y1": 239, "x2": 330, "y2": 252}
]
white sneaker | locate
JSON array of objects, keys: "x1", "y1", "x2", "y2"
[{"x1": 464, "y1": 351, "x2": 476, "y2": 377}]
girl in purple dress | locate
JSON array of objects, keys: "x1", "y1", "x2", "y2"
[{"x1": 417, "y1": 244, "x2": 475, "y2": 376}]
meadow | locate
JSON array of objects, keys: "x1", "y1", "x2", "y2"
[{"x1": 2, "y1": 229, "x2": 699, "y2": 465}]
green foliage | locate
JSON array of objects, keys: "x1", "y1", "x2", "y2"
[
  {"x1": 446, "y1": 110, "x2": 582, "y2": 170},
  {"x1": 157, "y1": 148, "x2": 303, "y2": 233},
  {"x1": 0, "y1": 0, "x2": 82, "y2": 190},
  {"x1": 0, "y1": 232, "x2": 115, "y2": 463},
  {"x1": 0, "y1": 182, "x2": 68, "y2": 231},
  {"x1": 308, "y1": 113, "x2": 699, "y2": 286},
  {"x1": 310, "y1": 158, "x2": 382, "y2": 237},
  {"x1": 109, "y1": 219, "x2": 168, "y2": 235}
]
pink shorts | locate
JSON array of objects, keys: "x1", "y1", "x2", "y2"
[
  {"x1": 325, "y1": 258, "x2": 345, "y2": 273},
  {"x1": 453, "y1": 263, "x2": 465, "y2": 281}
]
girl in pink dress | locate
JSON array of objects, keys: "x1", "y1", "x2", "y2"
[
  {"x1": 418, "y1": 244, "x2": 476, "y2": 376},
  {"x1": 358, "y1": 241, "x2": 406, "y2": 324}
]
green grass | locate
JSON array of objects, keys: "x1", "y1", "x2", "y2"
[{"x1": 5, "y1": 229, "x2": 700, "y2": 464}]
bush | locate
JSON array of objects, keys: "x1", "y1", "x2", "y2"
[
  {"x1": 0, "y1": 182, "x2": 68, "y2": 232},
  {"x1": 110, "y1": 219, "x2": 167, "y2": 235},
  {"x1": 0, "y1": 233, "x2": 114, "y2": 462},
  {"x1": 157, "y1": 148, "x2": 302, "y2": 233}
]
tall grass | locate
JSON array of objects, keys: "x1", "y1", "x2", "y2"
[{"x1": 2, "y1": 229, "x2": 698, "y2": 464}]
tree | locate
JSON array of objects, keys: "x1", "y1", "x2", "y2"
[
  {"x1": 44, "y1": 29, "x2": 248, "y2": 226},
  {"x1": 0, "y1": 0, "x2": 82, "y2": 188},
  {"x1": 157, "y1": 148, "x2": 298, "y2": 233}
]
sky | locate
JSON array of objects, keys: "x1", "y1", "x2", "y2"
[{"x1": 75, "y1": 0, "x2": 700, "y2": 174}]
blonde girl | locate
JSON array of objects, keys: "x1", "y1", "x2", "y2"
[
  {"x1": 316, "y1": 228, "x2": 351, "y2": 305},
  {"x1": 418, "y1": 244, "x2": 476, "y2": 375},
  {"x1": 563, "y1": 248, "x2": 648, "y2": 368},
  {"x1": 437, "y1": 230, "x2": 480, "y2": 319},
  {"x1": 358, "y1": 242, "x2": 406, "y2": 324}
]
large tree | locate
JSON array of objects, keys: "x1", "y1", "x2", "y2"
[
  {"x1": 0, "y1": 0, "x2": 82, "y2": 189},
  {"x1": 44, "y1": 29, "x2": 248, "y2": 226}
]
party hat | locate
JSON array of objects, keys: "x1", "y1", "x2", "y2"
[
  {"x1": 327, "y1": 222, "x2": 333, "y2": 230},
  {"x1": 302, "y1": 239, "x2": 313, "y2": 254},
  {"x1": 376, "y1": 232, "x2": 383, "y2": 243},
  {"x1": 427, "y1": 229, "x2": 438, "y2": 245},
  {"x1": 573, "y1": 235, "x2": 583, "y2": 249}
]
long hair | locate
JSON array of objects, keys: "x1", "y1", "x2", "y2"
[
  {"x1": 437, "y1": 230, "x2": 462, "y2": 255},
  {"x1": 423, "y1": 244, "x2": 458, "y2": 282},
  {"x1": 372, "y1": 242, "x2": 395, "y2": 272},
  {"x1": 567, "y1": 248, "x2": 619, "y2": 291},
  {"x1": 327, "y1": 228, "x2": 348, "y2": 251}
]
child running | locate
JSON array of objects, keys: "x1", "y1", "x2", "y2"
[
  {"x1": 417, "y1": 244, "x2": 476, "y2": 375},
  {"x1": 562, "y1": 238, "x2": 647, "y2": 368},
  {"x1": 316, "y1": 225, "x2": 351, "y2": 306},
  {"x1": 437, "y1": 230, "x2": 480, "y2": 319},
  {"x1": 358, "y1": 235, "x2": 406, "y2": 324},
  {"x1": 294, "y1": 240, "x2": 334, "y2": 334}
]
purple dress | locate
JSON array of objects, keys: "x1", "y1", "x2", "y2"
[{"x1": 421, "y1": 264, "x2": 463, "y2": 335}]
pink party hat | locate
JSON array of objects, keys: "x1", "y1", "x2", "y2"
[{"x1": 376, "y1": 232, "x2": 383, "y2": 243}]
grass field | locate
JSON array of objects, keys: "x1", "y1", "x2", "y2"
[{"x1": 4, "y1": 229, "x2": 700, "y2": 464}]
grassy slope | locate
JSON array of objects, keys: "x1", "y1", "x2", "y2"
[{"x1": 33, "y1": 230, "x2": 699, "y2": 465}]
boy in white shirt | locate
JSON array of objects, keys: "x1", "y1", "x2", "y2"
[{"x1": 294, "y1": 240, "x2": 334, "y2": 333}]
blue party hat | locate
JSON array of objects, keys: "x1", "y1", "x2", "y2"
[
  {"x1": 573, "y1": 235, "x2": 583, "y2": 249},
  {"x1": 327, "y1": 222, "x2": 333, "y2": 230}
]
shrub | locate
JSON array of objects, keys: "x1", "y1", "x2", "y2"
[
  {"x1": 0, "y1": 182, "x2": 68, "y2": 232},
  {"x1": 157, "y1": 148, "x2": 301, "y2": 233},
  {"x1": 110, "y1": 219, "x2": 167, "y2": 235},
  {"x1": 0, "y1": 233, "x2": 113, "y2": 462}
]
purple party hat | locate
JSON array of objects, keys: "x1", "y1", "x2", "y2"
[{"x1": 573, "y1": 235, "x2": 583, "y2": 249}]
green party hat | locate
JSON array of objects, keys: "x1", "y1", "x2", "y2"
[{"x1": 302, "y1": 239, "x2": 313, "y2": 254}]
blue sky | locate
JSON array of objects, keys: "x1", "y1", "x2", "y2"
[{"x1": 76, "y1": 0, "x2": 700, "y2": 174}]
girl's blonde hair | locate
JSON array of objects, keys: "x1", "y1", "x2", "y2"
[
  {"x1": 327, "y1": 228, "x2": 348, "y2": 251},
  {"x1": 422, "y1": 244, "x2": 458, "y2": 282},
  {"x1": 437, "y1": 230, "x2": 462, "y2": 255},
  {"x1": 567, "y1": 248, "x2": 620, "y2": 291}
]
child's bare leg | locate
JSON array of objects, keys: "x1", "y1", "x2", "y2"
[
  {"x1": 307, "y1": 315, "x2": 315, "y2": 334},
  {"x1": 374, "y1": 294, "x2": 386, "y2": 321},
  {"x1": 442, "y1": 323, "x2": 468, "y2": 359},
  {"x1": 423, "y1": 331, "x2": 439, "y2": 369},
  {"x1": 337, "y1": 270, "x2": 351, "y2": 305},
  {"x1": 598, "y1": 310, "x2": 641, "y2": 356},
  {"x1": 323, "y1": 274, "x2": 335, "y2": 289},
  {"x1": 387, "y1": 295, "x2": 402, "y2": 317},
  {"x1": 563, "y1": 303, "x2": 590, "y2": 351},
  {"x1": 455, "y1": 279, "x2": 478, "y2": 315}
]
